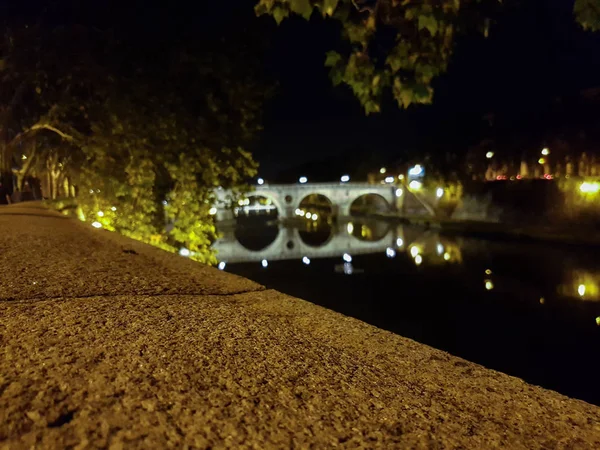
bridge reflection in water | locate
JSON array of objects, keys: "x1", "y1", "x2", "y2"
[{"x1": 214, "y1": 220, "x2": 462, "y2": 269}]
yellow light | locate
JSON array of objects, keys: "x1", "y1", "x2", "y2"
[
  {"x1": 538, "y1": 157, "x2": 546, "y2": 165},
  {"x1": 596, "y1": 316, "x2": 600, "y2": 326},
  {"x1": 415, "y1": 255, "x2": 423, "y2": 266},
  {"x1": 578, "y1": 284, "x2": 586, "y2": 297},
  {"x1": 97, "y1": 211, "x2": 104, "y2": 217},
  {"x1": 380, "y1": 167, "x2": 387, "y2": 174},
  {"x1": 485, "y1": 279, "x2": 494, "y2": 290},
  {"x1": 486, "y1": 151, "x2": 494, "y2": 159},
  {"x1": 21, "y1": 154, "x2": 27, "y2": 160},
  {"x1": 485, "y1": 269, "x2": 492, "y2": 275},
  {"x1": 347, "y1": 222, "x2": 354, "y2": 234},
  {"x1": 540, "y1": 297, "x2": 545, "y2": 305},
  {"x1": 312, "y1": 214, "x2": 318, "y2": 221},
  {"x1": 410, "y1": 246, "x2": 420, "y2": 258},
  {"x1": 443, "y1": 252, "x2": 451, "y2": 261},
  {"x1": 398, "y1": 174, "x2": 404, "y2": 180},
  {"x1": 579, "y1": 182, "x2": 600, "y2": 194},
  {"x1": 409, "y1": 180, "x2": 422, "y2": 190}
]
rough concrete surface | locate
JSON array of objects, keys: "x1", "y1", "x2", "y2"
[
  {"x1": 0, "y1": 204, "x2": 262, "y2": 301},
  {"x1": 1, "y1": 204, "x2": 600, "y2": 449}
]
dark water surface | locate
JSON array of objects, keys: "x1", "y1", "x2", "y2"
[{"x1": 214, "y1": 217, "x2": 600, "y2": 405}]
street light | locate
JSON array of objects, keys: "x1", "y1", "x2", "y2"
[
  {"x1": 257, "y1": 178, "x2": 265, "y2": 185},
  {"x1": 340, "y1": 175, "x2": 350, "y2": 183},
  {"x1": 541, "y1": 148, "x2": 550, "y2": 156},
  {"x1": 299, "y1": 176, "x2": 308, "y2": 184},
  {"x1": 436, "y1": 187, "x2": 444, "y2": 198},
  {"x1": 385, "y1": 176, "x2": 395, "y2": 183},
  {"x1": 379, "y1": 167, "x2": 387, "y2": 174},
  {"x1": 486, "y1": 151, "x2": 494, "y2": 159}
]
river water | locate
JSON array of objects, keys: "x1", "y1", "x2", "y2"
[{"x1": 214, "y1": 214, "x2": 600, "y2": 406}]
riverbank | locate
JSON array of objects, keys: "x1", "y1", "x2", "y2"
[
  {"x1": 372, "y1": 211, "x2": 600, "y2": 247},
  {"x1": 1, "y1": 203, "x2": 600, "y2": 448}
]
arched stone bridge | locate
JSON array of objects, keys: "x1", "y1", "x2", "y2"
[{"x1": 214, "y1": 182, "x2": 398, "y2": 221}]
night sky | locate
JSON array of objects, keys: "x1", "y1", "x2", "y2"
[{"x1": 4, "y1": 0, "x2": 600, "y2": 176}]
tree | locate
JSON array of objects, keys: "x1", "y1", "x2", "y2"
[
  {"x1": 256, "y1": 0, "x2": 600, "y2": 114},
  {"x1": 0, "y1": 19, "x2": 269, "y2": 263}
]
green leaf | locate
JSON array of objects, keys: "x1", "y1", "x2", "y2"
[
  {"x1": 322, "y1": 0, "x2": 339, "y2": 17},
  {"x1": 290, "y1": 0, "x2": 313, "y2": 20},
  {"x1": 324, "y1": 51, "x2": 342, "y2": 67},
  {"x1": 272, "y1": 6, "x2": 290, "y2": 25},
  {"x1": 418, "y1": 15, "x2": 438, "y2": 36}
]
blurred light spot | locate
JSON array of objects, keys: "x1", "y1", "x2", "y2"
[
  {"x1": 596, "y1": 316, "x2": 600, "y2": 326},
  {"x1": 261, "y1": 259, "x2": 268, "y2": 268},
  {"x1": 347, "y1": 222, "x2": 354, "y2": 234},
  {"x1": 312, "y1": 214, "x2": 318, "y2": 221},
  {"x1": 302, "y1": 256, "x2": 311, "y2": 265},
  {"x1": 257, "y1": 178, "x2": 265, "y2": 185},
  {"x1": 436, "y1": 188, "x2": 444, "y2": 198},
  {"x1": 415, "y1": 255, "x2": 423, "y2": 266},
  {"x1": 538, "y1": 157, "x2": 546, "y2": 165},
  {"x1": 179, "y1": 248, "x2": 191, "y2": 257},
  {"x1": 578, "y1": 284, "x2": 586, "y2": 297},
  {"x1": 409, "y1": 180, "x2": 422, "y2": 190},
  {"x1": 209, "y1": 207, "x2": 217, "y2": 215},
  {"x1": 218, "y1": 262, "x2": 226, "y2": 270},
  {"x1": 395, "y1": 188, "x2": 403, "y2": 197},
  {"x1": 91, "y1": 221, "x2": 102, "y2": 229},
  {"x1": 343, "y1": 262, "x2": 354, "y2": 275},
  {"x1": 580, "y1": 182, "x2": 600, "y2": 194},
  {"x1": 343, "y1": 253, "x2": 352, "y2": 263},
  {"x1": 443, "y1": 252, "x2": 451, "y2": 261},
  {"x1": 97, "y1": 211, "x2": 104, "y2": 217},
  {"x1": 541, "y1": 148, "x2": 550, "y2": 156},
  {"x1": 486, "y1": 152, "x2": 494, "y2": 159},
  {"x1": 379, "y1": 167, "x2": 387, "y2": 174},
  {"x1": 299, "y1": 176, "x2": 308, "y2": 184},
  {"x1": 386, "y1": 248, "x2": 396, "y2": 258},
  {"x1": 111, "y1": 206, "x2": 117, "y2": 212},
  {"x1": 539, "y1": 297, "x2": 545, "y2": 304},
  {"x1": 408, "y1": 165, "x2": 423, "y2": 176},
  {"x1": 396, "y1": 238, "x2": 404, "y2": 248},
  {"x1": 437, "y1": 243, "x2": 444, "y2": 255},
  {"x1": 385, "y1": 176, "x2": 395, "y2": 184},
  {"x1": 340, "y1": 175, "x2": 350, "y2": 183},
  {"x1": 485, "y1": 279, "x2": 494, "y2": 290},
  {"x1": 485, "y1": 269, "x2": 492, "y2": 275},
  {"x1": 410, "y1": 246, "x2": 420, "y2": 258},
  {"x1": 305, "y1": 212, "x2": 312, "y2": 219}
]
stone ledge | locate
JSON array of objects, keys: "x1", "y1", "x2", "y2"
[{"x1": 1, "y1": 204, "x2": 599, "y2": 448}]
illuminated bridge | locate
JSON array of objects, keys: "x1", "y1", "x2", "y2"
[{"x1": 214, "y1": 182, "x2": 399, "y2": 222}]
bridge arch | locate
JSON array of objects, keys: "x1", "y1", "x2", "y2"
[{"x1": 349, "y1": 193, "x2": 391, "y2": 216}]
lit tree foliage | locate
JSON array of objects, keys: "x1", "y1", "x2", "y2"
[
  {"x1": 256, "y1": 0, "x2": 600, "y2": 113},
  {"x1": 256, "y1": 0, "x2": 500, "y2": 113},
  {"x1": 1, "y1": 23, "x2": 266, "y2": 264},
  {"x1": 575, "y1": 0, "x2": 600, "y2": 31}
]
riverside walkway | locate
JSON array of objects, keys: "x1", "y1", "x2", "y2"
[{"x1": 1, "y1": 203, "x2": 599, "y2": 449}]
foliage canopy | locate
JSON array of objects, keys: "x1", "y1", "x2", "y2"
[{"x1": 256, "y1": 0, "x2": 600, "y2": 113}]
